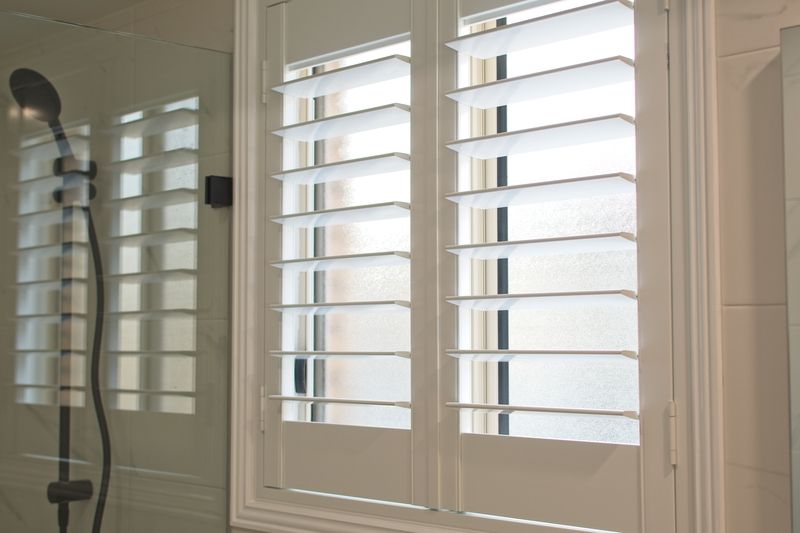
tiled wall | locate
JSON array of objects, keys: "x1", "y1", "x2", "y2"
[
  {"x1": 717, "y1": 1, "x2": 798, "y2": 531},
  {"x1": 0, "y1": 0, "x2": 234, "y2": 53}
]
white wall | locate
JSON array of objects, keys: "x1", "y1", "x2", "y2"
[{"x1": 716, "y1": 1, "x2": 799, "y2": 532}]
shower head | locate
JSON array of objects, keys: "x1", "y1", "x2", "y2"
[{"x1": 9, "y1": 68, "x2": 61, "y2": 125}]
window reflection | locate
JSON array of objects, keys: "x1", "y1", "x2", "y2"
[{"x1": 13, "y1": 97, "x2": 202, "y2": 416}]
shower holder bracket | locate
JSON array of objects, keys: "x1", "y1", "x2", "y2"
[
  {"x1": 53, "y1": 155, "x2": 97, "y2": 179},
  {"x1": 47, "y1": 479, "x2": 94, "y2": 504}
]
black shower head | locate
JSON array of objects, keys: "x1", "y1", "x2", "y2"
[{"x1": 9, "y1": 68, "x2": 61, "y2": 125}]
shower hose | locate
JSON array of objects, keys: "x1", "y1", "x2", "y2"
[{"x1": 85, "y1": 205, "x2": 111, "y2": 533}]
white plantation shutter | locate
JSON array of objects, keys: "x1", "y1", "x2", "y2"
[
  {"x1": 441, "y1": 0, "x2": 672, "y2": 531},
  {"x1": 253, "y1": 0, "x2": 674, "y2": 530},
  {"x1": 265, "y1": 0, "x2": 414, "y2": 502}
]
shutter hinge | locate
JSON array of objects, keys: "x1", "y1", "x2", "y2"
[
  {"x1": 260, "y1": 386, "x2": 266, "y2": 432},
  {"x1": 669, "y1": 400, "x2": 678, "y2": 466},
  {"x1": 261, "y1": 60, "x2": 269, "y2": 104}
]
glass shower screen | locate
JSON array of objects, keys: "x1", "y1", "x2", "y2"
[{"x1": 0, "y1": 12, "x2": 231, "y2": 533}]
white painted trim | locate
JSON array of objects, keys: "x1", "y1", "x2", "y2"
[
  {"x1": 230, "y1": 0, "x2": 725, "y2": 531},
  {"x1": 668, "y1": 0, "x2": 725, "y2": 531},
  {"x1": 231, "y1": 0, "x2": 269, "y2": 524}
]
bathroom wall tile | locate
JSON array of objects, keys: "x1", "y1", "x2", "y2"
[
  {"x1": 717, "y1": 0, "x2": 800, "y2": 58},
  {"x1": 723, "y1": 305, "x2": 791, "y2": 473},
  {"x1": 726, "y1": 462, "x2": 792, "y2": 533},
  {"x1": 0, "y1": 0, "x2": 137, "y2": 32},
  {"x1": 132, "y1": 0, "x2": 234, "y2": 53},
  {"x1": 722, "y1": 304, "x2": 792, "y2": 533},
  {"x1": 718, "y1": 48, "x2": 788, "y2": 306},
  {"x1": 0, "y1": 0, "x2": 233, "y2": 52}
]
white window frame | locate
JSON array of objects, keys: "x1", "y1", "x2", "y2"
[{"x1": 230, "y1": 0, "x2": 726, "y2": 531}]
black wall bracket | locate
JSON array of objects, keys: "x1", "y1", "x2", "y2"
[
  {"x1": 205, "y1": 175, "x2": 233, "y2": 208},
  {"x1": 47, "y1": 479, "x2": 93, "y2": 504}
]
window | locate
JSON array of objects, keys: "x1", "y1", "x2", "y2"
[{"x1": 236, "y1": 0, "x2": 674, "y2": 531}]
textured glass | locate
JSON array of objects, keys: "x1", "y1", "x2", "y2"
[
  {"x1": 454, "y1": 9, "x2": 639, "y2": 444},
  {"x1": 325, "y1": 311, "x2": 410, "y2": 352},
  {"x1": 507, "y1": 356, "x2": 639, "y2": 411},
  {"x1": 507, "y1": 250, "x2": 637, "y2": 294},
  {"x1": 281, "y1": 41, "x2": 412, "y2": 428},
  {"x1": 473, "y1": 411, "x2": 639, "y2": 445},
  {"x1": 506, "y1": 194, "x2": 637, "y2": 241},
  {"x1": 324, "y1": 264, "x2": 409, "y2": 301},
  {"x1": 507, "y1": 305, "x2": 638, "y2": 352}
]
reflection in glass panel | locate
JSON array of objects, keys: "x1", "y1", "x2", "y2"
[{"x1": 106, "y1": 97, "x2": 200, "y2": 415}]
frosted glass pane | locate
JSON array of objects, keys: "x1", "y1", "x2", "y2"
[
  {"x1": 507, "y1": 193, "x2": 636, "y2": 241},
  {"x1": 286, "y1": 405, "x2": 410, "y2": 430},
  {"x1": 507, "y1": 250, "x2": 637, "y2": 294},
  {"x1": 325, "y1": 311, "x2": 410, "y2": 352},
  {"x1": 323, "y1": 357, "x2": 410, "y2": 401},
  {"x1": 507, "y1": 356, "x2": 638, "y2": 410},
  {"x1": 506, "y1": 138, "x2": 636, "y2": 184},
  {"x1": 470, "y1": 411, "x2": 639, "y2": 445},
  {"x1": 324, "y1": 219, "x2": 409, "y2": 255},
  {"x1": 323, "y1": 264, "x2": 410, "y2": 301},
  {"x1": 324, "y1": 171, "x2": 410, "y2": 208},
  {"x1": 507, "y1": 306, "x2": 638, "y2": 351}
]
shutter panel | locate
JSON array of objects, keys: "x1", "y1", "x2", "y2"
[
  {"x1": 267, "y1": 7, "x2": 413, "y2": 501},
  {"x1": 445, "y1": 1, "x2": 643, "y2": 530}
]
